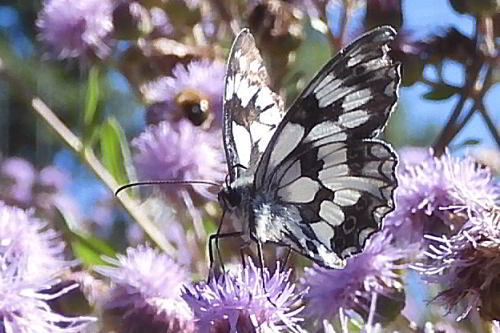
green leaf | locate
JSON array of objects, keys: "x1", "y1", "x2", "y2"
[
  {"x1": 99, "y1": 118, "x2": 131, "y2": 186},
  {"x1": 51, "y1": 204, "x2": 116, "y2": 267},
  {"x1": 423, "y1": 83, "x2": 459, "y2": 100},
  {"x1": 84, "y1": 66, "x2": 100, "y2": 127},
  {"x1": 71, "y1": 231, "x2": 117, "y2": 266}
]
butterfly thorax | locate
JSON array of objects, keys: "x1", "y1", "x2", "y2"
[{"x1": 219, "y1": 176, "x2": 285, "y2": 243}]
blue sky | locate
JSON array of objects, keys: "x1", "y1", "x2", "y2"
[{"x1": 400, "y1": 0, "x2": 498, "y2": 150}]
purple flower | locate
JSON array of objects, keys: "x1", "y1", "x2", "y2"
[
  {"x1": 131, "y1": 119, "x2": 225, "y2": 201},
  {"x1": 0, "y1": 201, "x2": 69, "y2": 280},
  {"x1": 36, "y1": 0, "x2": 113, "y2": 60},
  {"x1": 0, "y1": 202, "x2": 95, "y2": 332},
  {"x1": 142, "y1": 60, "x2": 225, "y2": 127},
  {"x1": 386, "y1": 150, "x2": 499, "y2": 246},
  {"x1": 150, "y1": 7, "x2": 174, "y2": 36},
  {"x1": 96, "y1": 244, "x2": 195, "y2": 333},
  {"x1": 0, "y1": 157, "x2": 35, "y2": 207},
  {"x1": 182, "y1": 260, "x2": 306, "y2": 333},
  {"x1": 412, "y1": 210, "x2": 500, "y2": 320},
  {"x1": 396, "y1": 146, "x2": 433, "y2": 168},
  {"x1": 303, "y1": 230, "x2": 407, "y2": 323}
]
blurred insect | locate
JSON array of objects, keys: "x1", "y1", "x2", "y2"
[
  {"x1": 175, "y1": 88, "x2": 214, "y2": 128},
  {"x1": 214, "y1": 26, "x2": 401, "y2": 272}
]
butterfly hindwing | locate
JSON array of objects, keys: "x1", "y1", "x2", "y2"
[
  {"x1": 273, "y1": 140, "x2": 397, "y2": 268},
  {"x1": 252, "y1": 26, "x2": 400, "y2": 267},
  {"x1": 223, "y1": 29, "x2": 285, "y2": 182}
]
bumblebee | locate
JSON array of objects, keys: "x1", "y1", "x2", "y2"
[{"x1": 176, "y1": 88, "x2": 214, "y2": 128}]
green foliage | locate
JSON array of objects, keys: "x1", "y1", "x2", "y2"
[{"x1": 99, "y1": 118, "x2": 134, "y2": 187}]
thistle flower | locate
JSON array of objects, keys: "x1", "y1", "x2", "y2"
[
  {"x1": 413, "y1": 210, "x2": 500, "y2": 320},
  {"x1": 36, "y1": 0, "x2": 113, "y2": 60},
  {"x1": 131, "y1": 119, "x2": 225, "y2": 201},
  {"x1": 96, "y1": 244, "x2": 195, "y2": 333},
  {"x1": 182, "y1": 260, "x2": 305, "y2": 333},
  {"x1": 0, "y1": 202, "x2": 94, "y2": 332},
  {"x1": 0, "y1": 201, "x2": 69, "y2": 280},
  {"x1": 142, "y1": 60, "x2": 225, "y2": 127},
  {"x1": 303, "y1": 230, "x2": 407, "y2": 323},
  {"x1": 385, "y1": 150, "x2": 499, "y2": 246},
  {"x1": 0, "y1": 157, "x2": 35, "y2": 207}
]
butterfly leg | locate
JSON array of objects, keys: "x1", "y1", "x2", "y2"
[
  {"x1": 279, "y1": 245, "x2": 292, "y2": 272},
  {"x1": 208, "y1": 231, "x2": 243, "y2": 281},
  {"x1": 256, "y1": 240, "x2": 277, "y2": 307}
]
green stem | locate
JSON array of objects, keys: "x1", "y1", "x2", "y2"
[{"x1": 31, "y1": 97, "x2": 176, "y2": 256}]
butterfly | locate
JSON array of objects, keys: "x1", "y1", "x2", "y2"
[{"x1": 216, "y1": 26, "x2": 400, "y2": 270}]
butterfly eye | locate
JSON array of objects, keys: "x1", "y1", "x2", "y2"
[{"x1": 218, "y1": 188, "x2": 241, "y2": 210}]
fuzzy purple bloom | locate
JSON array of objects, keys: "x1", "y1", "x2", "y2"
[
  {"x1": 0, "y1": 202, "x2": 95, "y2": 332},
  {"x1": 182, "y1": 260, "x2": 305, "y2": 333},
  {"x1": 36, "y1": 0, "x2": 113, "y2": 60},
  {"x1": 96, "y1": 244, "x2": 195, "y2": 333},
  {"x1": 0, "y1": 201, "x2": 69, "y2": 280},
  {"x1": 413, "y1": 210, "x2": 500, "y2": 320},
  {"x1": 303, "y1": 230, "x2": 407, "y2": 322},
  {"x1": 142, "y1": 60, "x2": 225, "y2": 127},
  {"x1": 0, "y1": 157, "x2": 36, "y2": 207},
  {"x1": 386, "y1": 150, "x2": 499, "y2": 246},
  {"x1": 131, "y1": 119, "x2": 225, "y2": 200}
]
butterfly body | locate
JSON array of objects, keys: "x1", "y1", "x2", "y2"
[{"x1": 219, "y1": 26, "x2": 401, "y2": 269}]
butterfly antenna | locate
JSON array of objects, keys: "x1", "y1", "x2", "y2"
[{"x1": 115, "y1": 180, "x2": 220, "y2": 196}]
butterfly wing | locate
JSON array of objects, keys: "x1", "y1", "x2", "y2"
[
  {"x1": 223, "y1": 29, "x2": 286, "y2": 182},
  {"x1": 254, "y1": 26, "x2": 400, "y2": 268}
]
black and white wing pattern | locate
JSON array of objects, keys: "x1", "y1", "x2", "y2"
[
  {"x1": 223, "y1": 29, "x2": 285, "y2": 182},
  {"x1": 252, "y1": 26, "x2": 400, "y2": 268}
]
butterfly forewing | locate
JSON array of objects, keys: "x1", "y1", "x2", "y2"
[
  {"x1": 223, "y1": 29, "x2": 285, "y2": 182},
  {"x1": 253, "y1": 26, "x2": 401, "y2": 267}
]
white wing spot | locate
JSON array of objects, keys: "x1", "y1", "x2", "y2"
[
  {"x1": 232, "y1": 123, "x2": 252, "y2": 167},
  {"x1": 338, "y1": 110, "x2": 370, "y2": 129},
  {"x1": 305, "y1": 121, "x2": 347, "y2": 142},
  {"x1": 236, "y1": 77, "x2": 259, "y2": 107},
  {"x1": 384, "y1": 81, "x2": 395, "y2": 97},
  {"x1": 319, "y1": 201, "x2": 345, "y2": 226},
  {"x1": 310, "y1": 222, "x2": 335, "y2": 247},
  {"x1": 279, "y1": 160, "x2": 301, "y2": 187},
  {"x1": 313, "y1": 74, "x2": 335, "y2": 94},
  {"x1": 318, "y1": 144, "x2": 346, "y2": 167},
  {"x1": 333, "y1": 189, "x2": 361, "y2": 206},
  {"x1": 341, "y1": 246, "x2": 357, "y2": 258},
  {"x1": 317, "y1": 244, "x2": 345, "y2": 268},
  {"x1": 269, "y1": 123, "x2": 304, "y2": 169},
  {"x1": 225, "y1": 76, "x2": 234, "y2": 100},
  {"x1": 341, "y1": 88, "x2": 372, "y2": 110},
  {"x1": 318, "y1": 164, "x2": 349, "y2": 182},
  {"x1": 277, "y1": 177, "x2": 320, "y2": 203},
  {"x1": 321, "y1": 176, "x2": 385, "y2": 199},
  {"x1": 358, "y1": 227, "x2": 376, "y2": 247}
]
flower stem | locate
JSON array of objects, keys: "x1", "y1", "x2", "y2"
[{"x1": 31, "y1": 97, "x2": 176, "y2": 256}]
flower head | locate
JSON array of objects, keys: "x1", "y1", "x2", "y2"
[
  {"x1": 37, "y1": 0, "x2": 113, "y2": 60},
  {"x1": 0, "y1": 201, "x2": 69, "y2": 280},
  {"x1": 96, "y1": 244, "x2": 194, "y2": 333},
  {"x1": 131, "y1": 119, "x2": 225, "y2": 200},
  {"x1": 142, "y1": 60, "x2": 225, "y2": 127},
  {"x1": 386, "y1": 150, "x2": 499, "y2": 246},
  {"x1": 0, "y1": 202, "x2": 94, "y2": 332},
  {"x1": 303, "y1": 230, "x2": 407, "y2": 323},
  {"x1": 182, "y1": 260, "x2": 305, "y2": 333},
  {"x1": 413, "y1": 210, "x2": 500, "y2": 320},
  {"x1": 0, "y1": 157, "x2": 35, "y2": 207}
]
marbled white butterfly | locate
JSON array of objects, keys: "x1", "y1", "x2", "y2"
[{"x1": 216, "y1": 26, "x2": 400, "y2": 269}]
